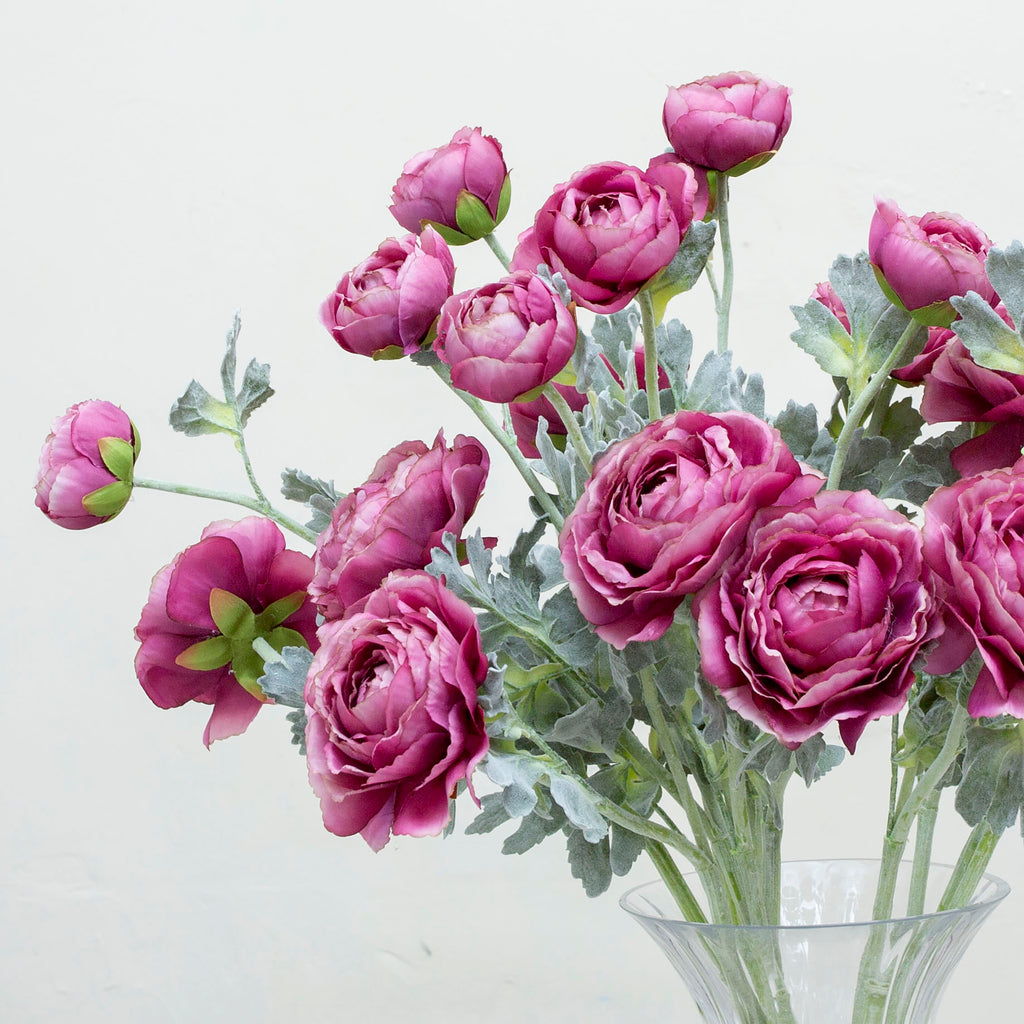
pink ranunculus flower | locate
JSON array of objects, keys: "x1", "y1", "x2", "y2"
[
  {"x1": 304, "y1": 570, "x2": 490, "y2": 851},
  {"x1": 923, "y1": 461, "x2": 1024, "y2": 717},
  {"x1": 309, "y1": 432, "x2": 489, "y2": 621},
  {"x1": 509, "y1": 224, "x2": 545, "y2": 275},
  {"x1": 508, "y1": 381, "x2": 588, "y2": 459},
  {"x1": 868, "y1": 198, "x2": 995, "y2": 325},
  {"x1": 530, "y1": 162, "x2": 684, "y2": 314},
  {"x1": 920, "y1": 319, "x2": 1024, "y2": 474},
  {"x1": 320, "y1": 228, "x2": 456, "y2": 358},
  {"x1": 134, "y1": 517, "x2": 319, "y2": 746},
  {"x1": 559, "y1": 410, "x2": 823, "y2": 649},
  {"x1": 694, "y1": 490, "x2": 942, "y2": 753},
  {"x1": 434, "y1": 271, "x2": 577, "y2": 403},
  {"x1": 389, "y1": 126, "x2": 510, "y2": 244},
  {"x1": 662, "y1": 71, "x2": 792, "y2": 174},
  {"x1": 35, "y1": 400, "x2": 140, "y2": 529},
  {"x1": 891, "y1": 325, "x2": 955, "y2": 384}
]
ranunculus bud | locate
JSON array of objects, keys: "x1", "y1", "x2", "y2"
[
  {"x1": 662, "y1": 71, "x2": 792, "y2": 175},
  {"x1": 321, "y1": 228, "x2": 456, "y2": 358},
  {"x1": 309, "y1": 432, "x2": 490, "y2": 621},
  {"x1": 434, "y1": 271, "x2": 577, "y2": 403},
  {"x1": 809, "y1": 281, "x2": 851, "y2": 334},
  {"x1": 868, "y1": 198, "x2": 995, "y2": 326},
  {"x1": 695, "y1": 490, "x2": 942, "y2": 753},
  {"x1": 531, "y1": 162, "x2": 683, "y2": 314},
  {"x1": 389, "y1": 126, "x2": 511, "y2": 245},
  {"x1": 35, "y1": 400, "x2": 140, "y2": 529},
  {"x1": 134, "y1": 517, "x2": 319, "y2": 746},
  {"x1": 305, "y1": 570, "x2": 490, "y2": 851}
]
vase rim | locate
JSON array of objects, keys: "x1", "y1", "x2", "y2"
[{"x1": 619, "y1": 857, "x2": 1011, "y2": 932}]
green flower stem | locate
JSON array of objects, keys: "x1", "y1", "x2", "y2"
[
  {"x1": 826, "y1": 320, "x2": 926, "y2": 490},
  {"x1": 637, "y1": 289, "x2": 662, "y2": 422},
  {"x1": 906, "y1": 787, "x2": 941, "y2": 916},
  {"x1": 542, "y1": 383, "x2": 592, "y2": 473},
  {"x1": 713, "y1": 172, "x2": 734, "y2": 355},
  {"x1": 938, "y1": 821, "x2": 999, "y2": 911},
  {"x1": 704, "y1": 256, "x2": 722, "y2": 308},
  {"x1": 133, "y1": 477, "x2": 318, "y2": 545},
  {"x1": 854, "y1": 703, "x2": 970, "y2": 1024},
  {"x1": 432, "y1": 365, "x2": 565, "y2": 530},
  {"x1": 640, "y1": 669, "x2": 698, "y2": 826},
  {"x1": 482, "y1": 232, "x2": 511, "y2": 271},
  {"x1": 646, "y1": 839, "x2": 707, "y2": 923},
  {"x1": 866, "y1": 376, "x2": 899, "y2": 436}
]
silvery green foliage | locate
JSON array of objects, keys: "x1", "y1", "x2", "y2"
[
  {"x1": 790, "y1": 253, "x2": 912, "y2": 390},
  {"x1": 952, "y1": 244, "x2": 1024, "y2": 374},
  {"x1": 253, "y1": 642, "x2": 313, "y2": 709},
  {"x1": 169, "y1": 314, "x2": 275, "y2": 436},
  {"x1": 652, "y1": 219, "x2": 717, "y2": 297},
  {"x1": 280, "y1": 468, "x2": 340, "y2": 532},
  {"x1": 956, "y1": 723, "x2": 1024, "y2": 835}
]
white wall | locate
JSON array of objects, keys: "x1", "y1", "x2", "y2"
[{"x1": 4, "y1": 1, "x2": 1023, "y2": 1020}]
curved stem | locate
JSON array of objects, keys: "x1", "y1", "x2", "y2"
[
  {"x1": 483, "y1": 232, "x2": 511, "y2": 271},
  {"x1": 432, "y1": 364, "x2": 565, "y2": 530},
  {"x1": 826, "y1": 320, "x2": 926, "y2": 489},
  {"x1": 637, "y1": 289, "x2": 662, "y2": 423},
  {"x1": 646, "y1": 839, "x2": 707, "y2": 922},
  {"x1": 713, "y1": 172, "x2": 733, "y2": 355},
  {"x1": 134, "y1": 477, "x2": 318, "y2": 545},
  {"x1": 939, "y1": 821, "x2": 999, "y2": 911},
  {"x1": 542, "y1": 383, "x2": 592, "y2": 473}
]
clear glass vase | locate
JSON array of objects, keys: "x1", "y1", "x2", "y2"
[{"x1": 620, "y1": 859, "x2": 1009, "y2": 1024}]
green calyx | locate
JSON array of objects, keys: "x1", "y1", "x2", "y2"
[
  {"x1": 725, "y1": 150, "x2": 778, "y2": 177},
  {"x1": 84, "y1": 430, "x2": 142, "y2": 520},
  {"x1": 174, "y1": 588, "x2": 310, "y2": 700},
  {"x1": 81, "y1": 480, "x2": 132, "y2": 518}
]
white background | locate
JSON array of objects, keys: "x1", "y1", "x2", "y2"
[{"x1": 4, "y1": 1, "x2": 1024, "y2": 1021}]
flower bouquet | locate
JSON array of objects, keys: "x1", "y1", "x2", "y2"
[{"x1": 35, "y1": 72, "x2": 1024, "y2": 1022}]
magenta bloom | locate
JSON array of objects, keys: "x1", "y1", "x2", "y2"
[
  {"x1": 559, "y1": 410, "x2": 822, "y2": 648},
  {"x1": 134, "y1": 517, "x2": 319, "y2": 746},
  {"x1": 662, "y1": 71, "x2": 792, "y2": 174},
  {"x1": 309, "y1": 432, "x2": 490, "y2": 621},
  {"x1": 530, "y1": 162, "x2": 683, "y2": 313},
  {"x1": 304, "y1": 570, "x2": 490, "y2": 851},
  {"x1": 868, "y1": 199, "x2": 994, "y2": 323},
  {"x1": 389, "y1": 126, "x2": 510, "y2": 244},
  {"x1": 694, "y1": 490, "x2": 941, "y2": 752},
  {"x1": 320, "y1": 228, "x2": 456, "y2": 358},
  {"x1": 434, "y1": 271, "x2": 577, "y2": 403},
  {"x1": 509, "y1": 224, "x2": 545, "y2": 275},
  {"x1": 891, "y1": 325, "x2": 955, "y2": 384},
  {"x1": 924, "y1": 462, "x2": 1024, "y2": 717},
  {"x1": 35, "y1": 400, "x2": 139, "y2": 529}
]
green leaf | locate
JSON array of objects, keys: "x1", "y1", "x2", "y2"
[
  {"x1": 168, "y1": 379, "x2": 237, "y2": 436},
  {"x1": 454, "y1": 190, "x2": 497, "y2": 241},
  {"x1": 656, "y1": 318, "x2": 694, "y2": 409},
  {"x1": 549, "y1": 777, "x2": 605, "y2": 845},
  {"x1": 255, "y1": 590, "x2": 308, "y2": 631},
  {"x1": 501, "y1": 808, "x2": 564, "y2": 855},
  {"x1": 952, "y1": 290, "x2": 1024, "y2": 374},
  {"x1": 646, "y1": 219, "x2": 717, "y2": 318},
  {"x1": 236, "y1": 359, "x2": 274, "y2": 427},
  {"x1": 209, "y1": 588, "x2": 256, "y2": 639},
  {"x1": 772, "y1": 402, "x2": 821, "y2": 462},
  {"x1": 790, "y1": 298, "x2": 856, "y2": 378},
  {"x1": 174, "y1": 635, "x2": 233, "y2": 671},
  {"x1": 794, "y1": 734, "x2": 845, "y2": 786},
  {"x1": 955, "y1": 723, "x2": 1024, "y2": 833},
  {"x1": 80, "y1": 480, "x2": 132, "y2": 518},
  {"x1": 97, "y1": 436, "x2": 136, "y2": 481},
  {"x1": 286, "y1": 708, "x2": 307, "y2": 755},
  {"x1": 547, "y1": 696, "x2": 631, "y2": 757},
  {"x1": 983, "y1": 241, "x2": 1024, "y2": 335},
  {"x1": 609, "y1": 822, "x2": 645, "y2": 876},
  {"x1": 280, "y1": 468, "x2": 340, "y2": 533},
  {"x1": 464, "y1": 793, "x2": 512, "y2": 835},
  {"x1": 255, "y1": 642, "x2": 314, "y2": 709},
  {"x1": 219, "y1": 313, "x2": 241, "y2": 399},
  {"x1": 566, "y1": 829, "x2": 612, "y2": 897},
  {"x1": 494, "y1": 174, "x2": 512, "y2": 227},
  {"x1": 482, "y1": 750, "x2": 545, "y2": 818}
]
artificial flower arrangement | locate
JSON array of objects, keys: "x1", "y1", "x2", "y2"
[{"x1": 35, "y1": 71, "x2": 1024, "y2": 1021}]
